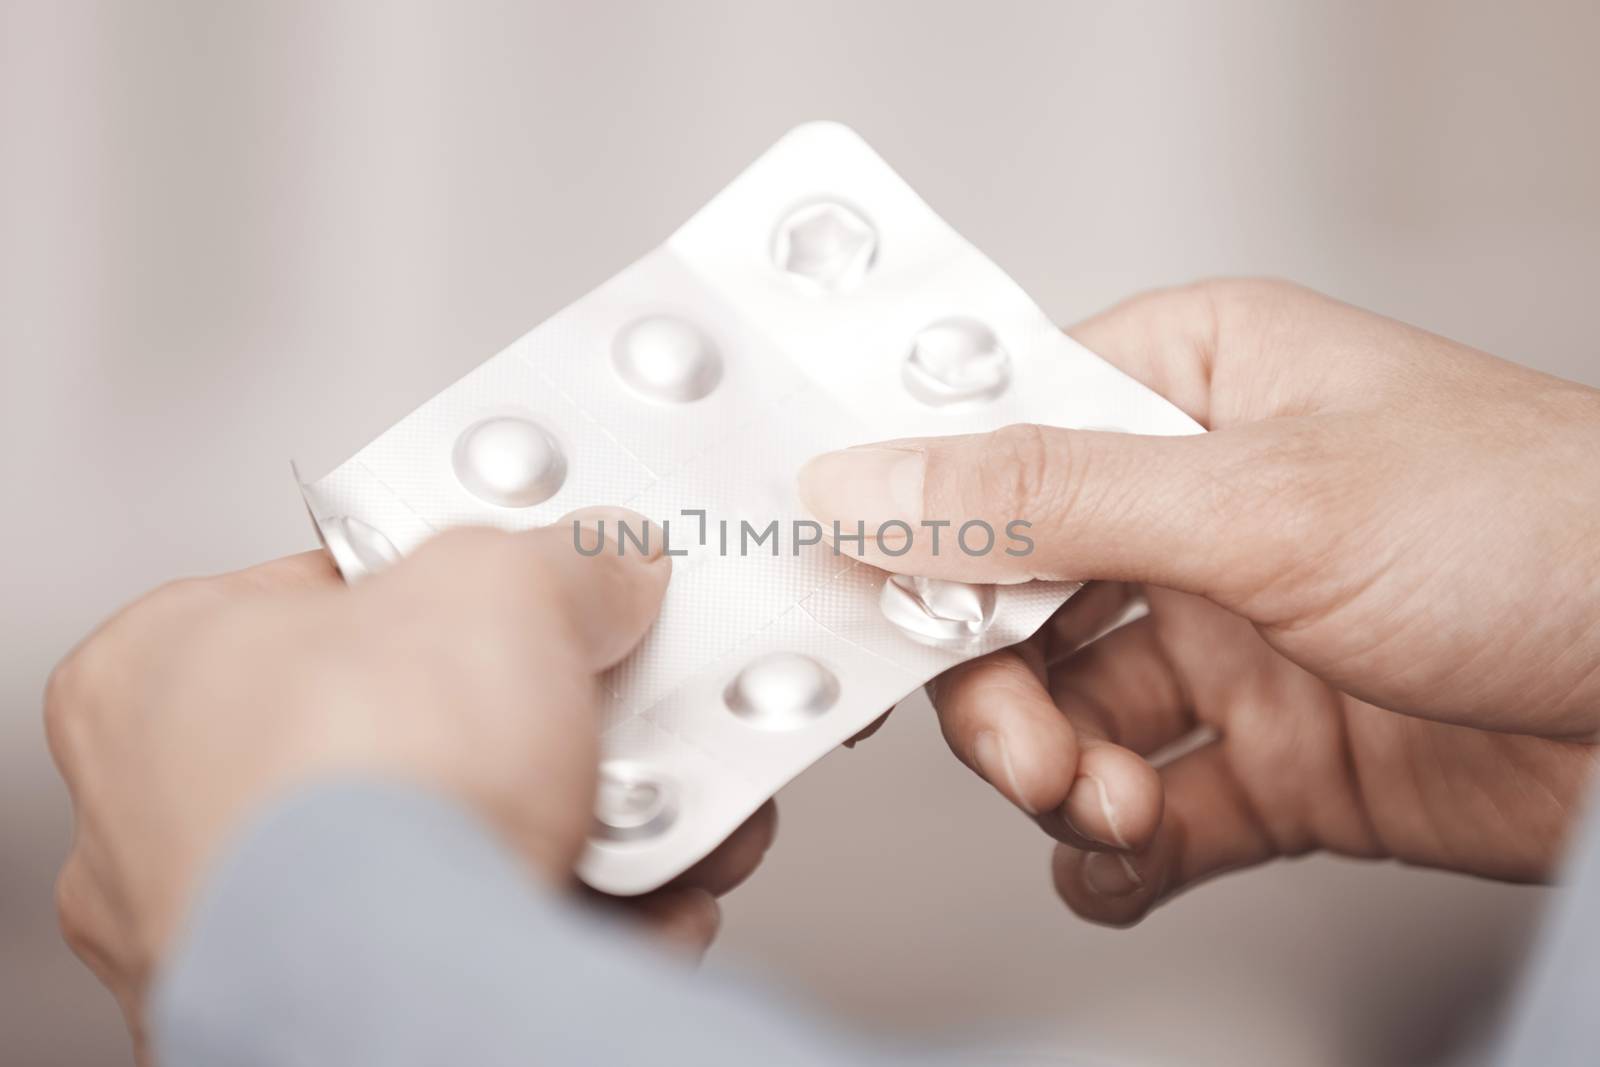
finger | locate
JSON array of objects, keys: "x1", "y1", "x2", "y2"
[
  {"x1": 1026, "y1": 616, "x2": 1199, "y2": 849},
  {"x1": 392, "y1": 508, "x2": 672, "y2": 671},
  {"x1": 1040, "y1": 737, "x2": 1165, "y2": 853},
  {"x1": 1052, "y1": 741, "x2": 1279, "y2": 926},
  {"x1": 583, "y1": 803, "x2": 776, "y2": 961},
  {"x1": 54, "y1": 856, "x2": 122, "y2": 991},
  {"x1": 661, "y1": 801, "x2": 777, "y2": 897},
  {"x1": 540, "y1": 507, "x2": 673, "y2": 669},
  {"x1": 1046, "y1": 616, "x2": 1196, "y2": 757},
  {"x1": 843, "y1": 709, "x2": 891, "y2": 748},
  {"x1": 933, "y1": 649, "x2": 1078, "y2": 818},
  {"x1": 1066, "y1": 279, "x2": 1401, "y2": 428},
  {"x1": 604, "y1": 887, "x2": 722, "y2": 960},
  {"x1": 929, "y1": 645, "x2": 1164, "y2": 857},
  {"x1": 1028, "y1": 580, "x2": 1143, "y2": 666},
  {"x1": 796, "y1": 418, "x2": 1303, "y2": 601},
  {"x1": 222, "y1": 549, "x2": 344, "y2": 593},
  {"x1": 1064, "y1": 282, "x2": 1223, "y2": 426},
  {"x1": 983, "y1": 581, "x2": 1137, "y2": 681}
]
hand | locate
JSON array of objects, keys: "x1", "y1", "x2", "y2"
[
  {"x1": 46, "y1": 510, "x2": 772, "y2": 1048},
  {"x1": 798, "y1": 279, "x2": 1600, "y2": 924}
]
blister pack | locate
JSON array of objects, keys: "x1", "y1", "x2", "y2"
[{"x1": 297, "y1": 122, "x2": 1201, "y2": 894}]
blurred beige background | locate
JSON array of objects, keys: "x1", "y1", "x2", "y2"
[{"x1": 3, "y1": 1, "x2": 1597, "y2": 1064}]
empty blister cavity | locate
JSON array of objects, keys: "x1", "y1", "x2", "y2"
[
  {"x1": 903, "y1": 318, "x2": 1011, "y2": 406},
  {"x1": 771, "y1": 200, "x2": 878, "y2": 291},
  {"x1": 451, "y1": 415, "x2": 567, "y2": 508},
  {"x1": 612, "y1": 315, "x2": 723, "y2": 403},
  {"x1": 323, "y1": 516, "x2": 400, "y2": 579},
  {"x1": 723, "y1": 652, "x2": 840, "y2": 731},
  {"x1": 880, "y1": 575, "x2": 997, "y2": 646},
  {"x1": 593, "y1": 763, "x2": 678, "y2": 843}
]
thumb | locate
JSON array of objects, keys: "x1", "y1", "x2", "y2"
[{"x1": 796, "y1": 422, "x2": 1299, "y2": 597}]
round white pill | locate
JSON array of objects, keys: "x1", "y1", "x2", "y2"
[
  {"x1": 612, "y1": 315, "x2": 723, "y2": 403},
  {"x1": 451, "y1": 415, "x2": 566, "y2": 508},
  {"x1": 723, "y1": 652, "x2": 840, "y2": 730},
  {"x1": 593, "y1": 763, "x2": 677, "y2": 843},
  {"x1": 879, "y1": 574, "x2": 997, "y2": 646},
  {"x1": 771, "y1": 200, "x2": 878, "y2": 291},
  {"x1": 902, "y1": 318, "x2": 1012, "y2": 406}
]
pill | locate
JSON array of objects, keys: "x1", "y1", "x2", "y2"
[
  {"x1": 593, "y1": 763, "x2": 677, "y2": 843},
  {"x1": 326, "y1": 515, "x2": 400, "y2": 578},
  {"x1": 612, "y1": 315, "x2": 723, "y2": 403},
  {"x1": 902, "y1": 318, "x2": 1011, "y2": 406},
  {"x1": 723, "y1": 652, "x2": 840, "y2": 730},
  {"x1": 771, "y1": 200, "x2": 878, "y2": 291},
  {"x1": 879, "y1": 574, "x2": 997, "y2": 646},
  {"x1": 451, "y1": 415, "x2": 567, "y2": 508}
]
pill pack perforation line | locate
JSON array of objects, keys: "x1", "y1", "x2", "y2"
[
  {"x1": 296, "y1": 121, "x2": 1202, "y2": 895},
  {"x1": 354, "y1": 459, "x2": 439, "y2": 536}
]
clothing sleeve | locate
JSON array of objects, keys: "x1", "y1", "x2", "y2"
[
  {"x1": 1492, "y1": 793, "x2": 1600, "y2": 1067},
  {"x1": 149, "y1": 781, "x2": 909, "y2": 1067}
]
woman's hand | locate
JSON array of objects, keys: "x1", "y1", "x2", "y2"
[
  {"x1": 45, "y1": 510, "x2": 771, "y2": 1048},
  {"x1": 798, "y1": 279, "x2": 1600, "y2": 924}
]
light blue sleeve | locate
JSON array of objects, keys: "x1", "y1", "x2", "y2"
[
  {"x1": 1493, "y1": 795, "x2": 1600, "y2": 1067},
  {"x1": 149, "y1": 777, "x2": 1600, "y2": 1067},
  {"x1": 150, "y1": 781, "x2": 909, "y2": 1067}
]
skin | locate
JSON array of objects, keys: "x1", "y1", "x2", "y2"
[
  {"x1": 798, "y1": 279, "x2": 1600, "y2": 925},
  {"x1": 45, "y1": 508, "x2": 773, "y2": 1058}
]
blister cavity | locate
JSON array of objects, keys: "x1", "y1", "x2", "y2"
[
  {"x1": 723, "y1": 652, "x2": 840, "y2": 730},
  {"x1": 903, "y1": 318, "x2": 1011, "y2": 406},
  {"x1": 612, "y1": 315, "x2": 723, "y2": 403},
  {"x1": 593, "y1": 762, "x2": 678, "y2": 843},
  {"x1": 325, "y1": 516, "x2": 400, "y2": 578},
  {"x1": 451, "y1": 415, "x2": 567, "y2": 508},
  {"x1": 771, "y1": 200, "x2": 878, "y2": 291},
  {"x1": 880, "y1": 574, "x2": 997, "y2": 646}
]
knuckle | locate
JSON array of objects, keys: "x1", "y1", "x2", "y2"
[
  {"x1": 1183, "y1": 276, "x2": 1300, "y2": 314},
  {"x1": 146, "y1": 575, "x2": 216, "y2": 609},
  {"x1": 1230, "y1": 423, "x2": 1339, "y2": 531},
  {"x1": 977, "y1": 423, "x2": 1061, "y2": 521},
  {"x1": 42, "y1": 653, "x2": 79, "y2": 723},
  {"x1": 156, "y1": 574, "x2": 205, "y2": 597},
  {"x1": 53, "y1": 863, "x2": 93, "y2": 954},
  {"x1": 1204, "y1": 427, "x2": 1390, "y2": 624},
  {"x1": 1165, "y1": 277, "x2": 1303, "y2": 356},
  {"x1": 1194, "y1": 277, "x2": 1309, "y2": 354},
  {"x1": 42, "y1": 649, "x2": 94, "y2": 772}
]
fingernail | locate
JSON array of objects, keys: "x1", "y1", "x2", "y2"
[
  {"x1": 1062, "y1": 775, "x2": 1131, "y2": 849},
  {"x1": 566, "y1": 507, "x2": 665, "y2": 563},
  {"x1": 973, "y1": 730, "x2": 1037, "y2": 815},
  {"x1": 797, "y1": 446, "x2": 925, "y2": 528},
  {"x1": 682, "y1": 886, "x2": 720, "y2": 926},
  {"x1": 1082, "y1": 851, "x2": 1143, "y2": 897}
]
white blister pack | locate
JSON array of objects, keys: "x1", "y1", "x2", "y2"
[{"x1": 298, "y1": 122, "x2": 1201, "y2": 894}]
